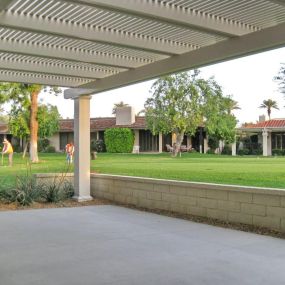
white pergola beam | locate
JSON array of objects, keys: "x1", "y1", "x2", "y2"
[
  {"x1": 66, "y1": 0, "x2": 254, "y2": 36},
  {"x1": 0, "y1": 11, "x2": 190, "y2": 55},
  {"x1": 65, "y1": 22, "x2": 285, "y2": 98},
  {"x1": 0, "y1": 39, "x2": 150, "y2": 69}
]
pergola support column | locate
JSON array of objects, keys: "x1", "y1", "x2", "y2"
[
  {"x1": 73, "y1": 95, "x2": 92, "y2": 202},
  {"x1": 159, "y1": 132, "x2": 163, "y2": 153},
  {"x1": 232, "y1": 136, "x2": 237, "y2": 156}
]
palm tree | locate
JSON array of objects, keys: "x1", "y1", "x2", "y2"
[
  {"x1": 112, "y1": 101, "x2": 129, "y2": 115},
  {"x1": 223, "y1": 96, "x2": 241, "y2": 115},
  {"x1": 259, "y1": 99, "x2": 279, "y2": 120}
]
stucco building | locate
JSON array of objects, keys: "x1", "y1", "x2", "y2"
[{"x1": 238, "y1": 116, "x2": 285, "y2": 156}]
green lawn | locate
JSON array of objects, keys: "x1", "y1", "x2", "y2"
[
  {"x1": 2, "y1": 152, "x2": 285, "y2": 189},
  {"x1": 91, "y1": 153, "x2": 285, "y2": 189}
]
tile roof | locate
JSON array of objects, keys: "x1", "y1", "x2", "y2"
[
  {"x1": 0, "y1": 117, "x2": 147, "y2": 134},
  {"x1": 0, "y1": 123, "x2": 9, "y2": 134},
  {"x1": 60, "y1": 117, "x2": 146, "y2": 132},
  {"x1": 242, "y1": 119, "x2": 285, "y2": 129}
]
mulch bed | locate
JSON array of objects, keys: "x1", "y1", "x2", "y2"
[{"x1": 0, "y1": 198, "x2": 111, "y2": 212}]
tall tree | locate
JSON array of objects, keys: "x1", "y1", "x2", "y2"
[
  {"x1": 223, "y1": 96, "x2": 241, "y2": 115},
  {"x1": 0, "y1": 83, "x2": 61, "y2": 162},
  {"x1": 112, "y1": 101, "x2": 129, "y2": 114},
  {"x1": 259, "y1": 99, "x2": 279, "y2": 120},
  {"x1": 9, "y1": 103, "x2": 61, "y2": 157},
  {"x1": 144, "y1": 71, "x2": 237, "y2": 156}
]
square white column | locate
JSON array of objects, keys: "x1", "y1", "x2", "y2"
[
  {"x1": 262, "y1": 129, "x2": 268, "y2": 156},
  {"x1": 73, "y1": 96, "x2": 92, "y2": 201},
  {"x1": 232, "y1": 136, "x2": 236, "y2": 156},
  {"x1": 159, "y1": 132, "x2": 163, "y2": 153}
]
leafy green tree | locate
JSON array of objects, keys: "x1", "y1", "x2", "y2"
[
  {"x1": 0, "y1": 83, "x2": 61, "y2": 162},
  {"x1": 9, "y1": 103, "x2": 61, "y2": 157},
  {"x1": 144, "y1": 71, "x2": 237, "y2": 156},
  {"x1": 37, "y1": 104, "x2": 61, "y2": 139},
  {"x1": 223, "y1": 96, "x2": 240, "y2": 115},
  {"x1": 259, "y1": 99, "x2": 279, "y2": 120}
]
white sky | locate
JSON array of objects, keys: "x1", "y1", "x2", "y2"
[{"x1": 40, "y1": 46, "x2": 285, "y2": 125}]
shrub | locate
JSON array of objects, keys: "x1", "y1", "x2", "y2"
[
  {"x1": 251, "y1": 148, "x2": 263, "y2": 155},
  {"x1": 272, "y1": 149, "x2": 283, "y2": 156},
  {"x1": 208, "y1": 136, "x2": 219, "y2": 150},
  {"x1": 12, "y1": 144, "x2": 22, "y2": 153},
  {"x1": 206, "y1": 149, "x2": 216, "y2": 154},
  {"x1": 0, "y1": 175, "x2": 45, "y2": 206},
  {"x1": 104, "y1": 128, "x2": 134, "y2": 153},
  {"x1": 38, "y1": 138, "x2": 50, "y2": 152},
  {"x1": 238, "y1": 148, "x2": 250, "y2": 155},
  {"x1": 221, "y1": 145, "x2": 232, "y2": 155},
  {"x1": 91, "y1": 139, "x2": 106, "y2": 152},
  {"x1": 45, "y1": 146, "x2": 56, "y2": 153},
  {"x1": 43, "y1": 180, "x2": 74, "y2": 203}
]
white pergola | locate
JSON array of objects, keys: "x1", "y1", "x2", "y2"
[{"x1": 1, "y1": 0, "x2": 285, "y2": 200}]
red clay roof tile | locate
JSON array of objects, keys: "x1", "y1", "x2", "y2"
[
  {"x1": 243, "y1": 119, "x2": 285, "y2": 129},
  {"x1": 59, "y1": 117, "x2": 146, "y2": 132}
]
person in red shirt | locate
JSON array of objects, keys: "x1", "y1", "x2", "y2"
[{"x1": 65, "y1": 142, "x2": 74, "y2": 164}]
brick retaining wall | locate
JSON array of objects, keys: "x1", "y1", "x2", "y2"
[
  {"x1": 91, "y1": 174, "x2": 285, "y2": 232},
  {"x1": 34, "y1": 173, "x2": 285, "y2": 232}
]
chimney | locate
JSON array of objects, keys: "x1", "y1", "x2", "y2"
[
  {"x1": 259, "y1": 115, "x2": 266, "y2": 122},
  {"x1": 116, "y1": 106, "x2": 135, "y2": 125}
]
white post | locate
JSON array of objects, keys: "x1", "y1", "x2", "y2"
[
  {"x1": 159, "y1": 132, "x2": 163, "y2": 153},
  {"x1": 203, "y1": 136, "x2": 209, "y2": 154},
  {"x1": 73, "y1": 96, "x2": 92, "y2": 201},
  {"x1": 267, "y1": 131, "x2": 272, "y2": 156},
  {"x1": 232, "y1": 136, "x2": 236, "y2": 156},
  {"x1": 262, "y1": 129, "x2": 268, "y2": 156}
]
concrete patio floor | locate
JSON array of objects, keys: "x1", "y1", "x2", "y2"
[{"x1": 0, "y1": 205, "x2": 285, "y2": 285}]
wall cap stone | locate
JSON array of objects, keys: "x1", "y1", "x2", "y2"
[{"x1": 91, "y1": 173, "x2": 285, "y2": 196}]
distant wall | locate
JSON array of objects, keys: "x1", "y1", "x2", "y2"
[
  {"x1": 34, "y1": 173, "x2": 74, "y2": 185},
  {"x1": 49, "y1": 133, "x2": 60, "y2": 152}
]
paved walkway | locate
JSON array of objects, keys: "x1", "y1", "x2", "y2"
[{"x1": 0, "y1": 205, "x2": 285, "y2": 285}]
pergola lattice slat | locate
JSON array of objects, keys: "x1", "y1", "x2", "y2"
[
  {"x1": 66, "y1": 0, "x2": 255, "y2": 36},
  {"x1": 0, "y1": 11, "x2": 195, "y2": 55},
  {"x1": 65, "y1": 21, "x2": 285, "y2": 98},
  {"x1": 0, "y1": 0, "x2": 283, "y2": 93}
]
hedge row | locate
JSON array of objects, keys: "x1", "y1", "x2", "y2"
[{"x1": 104, "y1": 128, "x2": 134, "y2": 153}]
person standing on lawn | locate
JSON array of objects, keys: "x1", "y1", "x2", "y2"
[
  {"x1": 2, "y1": 138, "x2": 13, "y2": 167},
  {"x1": 65, "y1": 142, "x2": 75, "y2": 164}
]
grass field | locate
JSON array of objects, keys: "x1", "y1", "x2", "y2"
[{"x1": 1, "y1": 152, "x2": 285, "y2": 189}]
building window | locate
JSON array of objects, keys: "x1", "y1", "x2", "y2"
[
  {"x1": 272, "y1": 133, "x2": 283, "y2": 150},
  {"x1": 139, "y1": 130, "x2": 158, "y2": 152}
]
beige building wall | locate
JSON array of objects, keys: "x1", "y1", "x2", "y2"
[{"x1": 49, "y1": 133, "x2": 60, "y2": 152}]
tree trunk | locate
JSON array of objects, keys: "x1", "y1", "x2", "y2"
[
  {"x1": 22, "y1": 140, "x2": 28, "y2": 158},
  {"x1": 29, "y1": 91, "x2": 40, "y2": 163},
  {"x1": 173, "y1": 132, "x2": 184, "y2": 157}
]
